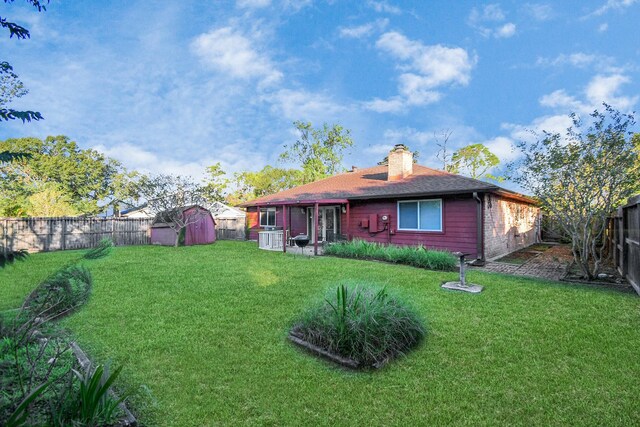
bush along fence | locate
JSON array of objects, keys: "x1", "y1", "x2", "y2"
[
  {"x1": 611, "y1": 195, "x2": 640, "y2": 295},
  {"x1": 0, "y1": 217, "x2": 154, "y2": 254}
]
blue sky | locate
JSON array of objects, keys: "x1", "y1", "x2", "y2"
[{"x1": 1, "y1": 0, "x2": 639, "y2": 191}]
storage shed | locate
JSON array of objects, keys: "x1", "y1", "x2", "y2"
[{"x1": 150, "y1": 205, "x2": 216, "y2": 246}]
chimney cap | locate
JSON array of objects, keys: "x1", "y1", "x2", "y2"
[
  {"x1": 392, "y1": 143, "x2": 409, "y2": 152},
  {"x1": 351, "y1": 166, "x2": 358, "y2": 172}
]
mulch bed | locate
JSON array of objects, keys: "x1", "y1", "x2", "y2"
[{"x1": 562, "y1": 261, "x2": 633, "y2": 292}]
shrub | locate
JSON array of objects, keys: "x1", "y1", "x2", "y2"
[
  {"x1": 324, "y1": 239, "x2": 457, "y2": 271},
  {"x1": 22, "y1": 264, "x2": 93, "y2": 322},
  {"x1": 291, "y1": 284, "x2": 425, "y2": 368}
]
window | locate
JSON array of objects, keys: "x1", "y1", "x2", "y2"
[
  {"x1": 397, "y1": 199, "x2": 442, "y2": 231},
  {"x1": 259, "y1": 208, "x2": 276, "y2": 227}
]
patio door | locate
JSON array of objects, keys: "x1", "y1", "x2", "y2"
[{"x1": 307, "y1": 206, "x2": 340, "y2": 243}]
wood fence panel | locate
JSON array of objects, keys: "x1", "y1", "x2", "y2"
[
  {"x1": 215, "y1": 218, "x2": 246, "y2": 241},
  {"x1": 614, "y1": 195, "x2": 640, "y2": 295},
  {"x1": 0, "y1": 217, "x2": 153, "y2": 254}
]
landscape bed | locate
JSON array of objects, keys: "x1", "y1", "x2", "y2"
[{"x1": 1, "y1": 241, "x2": 640, "y2": 426}]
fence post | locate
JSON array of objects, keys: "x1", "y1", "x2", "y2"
[
  {"x1": 111, "y1": 218, "x2": 115, "y2": 246},
  {"x1": 61, "y1": 218, "x2": 67, "y2": 251},
  {"x1": 2, "y1": 218, "x2": 7, "y2": 257}
]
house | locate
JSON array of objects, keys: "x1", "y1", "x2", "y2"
[
  {"x1": 208, "y1": 201, "x2": 246, "y2": 220},
  {"x1": 239, "y1": 144, "x2": 540, "y2": 262},
  {"x1": 120, "y1": 204, "x2": 153, "y2": 218},
  {"x1": 150, "y1": 205, "x2": 216, "y2": 246}
]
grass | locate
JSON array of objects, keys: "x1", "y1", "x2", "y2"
[
  {"x1": 324, "y1": 239, "x2": 457, "y2": 271},
  {"x1": 1, "y1": 241, "x2": 639, "y2": 425}
]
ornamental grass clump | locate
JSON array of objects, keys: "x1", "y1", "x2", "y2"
[
  {"x1": 324, "y1": 239, "x2": 457, "y2": 271},
  {"x1": 291, "y1": 284, "x2": 425, "y2": 368}
]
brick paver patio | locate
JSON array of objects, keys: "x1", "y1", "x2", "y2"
[{"x1": 473, "y1": 244, "x2": 573, "y2": 281}]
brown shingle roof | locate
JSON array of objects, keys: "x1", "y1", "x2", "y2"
[{"x1": 240, "y1": 165, "x2": 534, "y2": 206}]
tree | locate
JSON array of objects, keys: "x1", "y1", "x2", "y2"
[
  {"x1": 449, "y1": 143, "x2": 502, "y2": 181},
  {"x1": 26, "y1": 182, "x2": 78, "y2": 216},
  {"x1": 135, "y1": 174, "x2": 208, "y2": 247},
  {"x1": 0, "y1": 1, "x2": 48, "y2": 268},
  {"x1": 0, "y1": 136, "x2": 125, "y2": 216},
  {"x1": 434, "y1": 129, "x2": 453, "y2": 171},
  {"x1": 280, "y1": 121, "x2": 354, "y2": 184},
  {"x1": 230, "y1": 165, "x2": 303, "y2": 204},
  {"x1": 201, "y1": 162, "x2": 230, "y2": 204},
  {"x1": 0, "y1": 0, "x2": 46, "y2": 124},
  {"x1": 510, "y1": 105, "x2": 639, "y2": 280}
]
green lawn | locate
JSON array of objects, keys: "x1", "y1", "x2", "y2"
[{"x1": 1, "y1": 241, "x2": 640, "y2": 426}]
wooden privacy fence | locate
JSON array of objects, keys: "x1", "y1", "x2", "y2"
[
  {"x1": 612, "y1": 195, "x2": 640, "y2": 295},
  {"x1": 1, "y1": 217, "x2": 154, "y2": 254},
  {"x1": 215, "y1": 217, "x2": 246, "y2": 241}
]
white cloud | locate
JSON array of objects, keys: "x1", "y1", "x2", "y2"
[
  {"x1": 523, "y1": 3, "x2": 554, "y2": 21},
  {"x1": 283, "y1": 0, "x2": 313, "y2": 12},
  {"x1": 535, "y1": 52, "x2": 625, "y2": 74},
  {"x1": 482, "y1": 136, "x2": 518, "y2": 162},
  {"x1": 365, "y1": 31, "x2": 475, "y2": 112},
  {"x1": 588, "y1": 0, "x2": 639, "y2": 17},
  {"x1": 267, "y1": 89, "x2": 347, "y2": 121},
  {"x1": 236, "y1": 0, "x2": 271, "y2": 8},
  {"x1": 469, "y1": 4, "x2": 506, "y2": 23},
  {"x1": 539, "y1": 90, "x2": 587, "y2": 112},
  {"x1": 94, "y1": 143, "x2": 214, "y2": 179},
  {"x1": 598, "y1": 22, "x2": 609, "y2": 32},
  {"x1": 502, "y1": 114, "x2": 573, "y2": 144},
  {"x1": 536, "y1": 52, "x2": 598, "y2": 68},
  {"x1": 468, "y1": 4, "x2": 517, "y2": 38},
  {"x1": 339, "y1": 19, "x2": 388, "y2": 39},
  {"x1": 397, "y1": 73, "x2": 442, "y2": 105},
  {"x1": 495, "y1": 23, "x2": 516, "y2": 38},
  {"x1": 367, "y1": 0, "x2": 402, "y2": 14},
  {"x1": 505, "y1": 73, "x2": 637, "y2": 147},
  {"x1": 363, "y1": 97, "x2": 406, "y2": 113},
  {"x1": 536, "y1": 74, "x2": 637, "y2": 115},
  {"x1": 376, "y1": 31, "x2": 475, "y2": 88},
  {"x1": 191, "y1": 27, "x2": 282, "y2": 86},
  {"x1": 585, "y1": 74, "x2": 638, "y2": 110}
]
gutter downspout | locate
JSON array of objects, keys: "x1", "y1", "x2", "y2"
[{"x1": 473, "y1": 192, "x2": 485, "y2": 265}]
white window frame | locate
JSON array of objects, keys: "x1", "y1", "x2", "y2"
[
  {"x1": 396, "y1": 199, "x2": 443, "y2": 232},
  {"x1": 259, "y1": 207, "x2": 277, "y2": 227}
]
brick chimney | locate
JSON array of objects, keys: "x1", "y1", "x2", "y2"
[{"x1": 387, "y1": 144, "x2": 413, "y2": 181}]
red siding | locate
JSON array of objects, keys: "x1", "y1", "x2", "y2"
[
  {"x1": 247, "y1": 206, "x2": 308, "y2": 240},
  {"x1": 347, "y1": 196, "x2": 478, "y2": 258},
  {"x1": 247, "y1": 206, "x2": 283, "y2": 240},
  {"x1": 248, "y1": 196, "x2": 479, "y2": 257},
  {"x1": 289, "y1": 207, "x2": 308, "y2": 237}
]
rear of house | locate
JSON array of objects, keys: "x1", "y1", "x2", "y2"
[{"x1": 240, "y1": 145, "x2": 539, "y2": 262}]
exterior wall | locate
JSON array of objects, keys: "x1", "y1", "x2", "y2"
[
  {"x1": 289, "y1": 207, "x2": 308, "y2": 237},
  {"x1": 150, "y1": 226, "x2": 177, "y2": 246},
  {"x1": 184, "y1": 208, "x2": 216, "y2": 245},
  {"x1": 347, "y1": 195, "x2": 479, "y2": 258},
  {"x1": 247, "y1": 206, "x2": 283, "y2": 240},
  {"x1": 483, "y1": 193, "x2": 540, "y2": 260},
  {"x1": 247, "y1": 206, "x2": 312, "y2": 240}
]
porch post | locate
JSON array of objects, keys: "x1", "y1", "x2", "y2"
[
  {"x1": 345, "y1": 202, "x2": 350, "y2": 241},
  {"x1": 314, "y1": 202, "x2": 319, "y2": 256},
  {"x1": 282, "y1": 204, "x2": 287, "y2": 253}
]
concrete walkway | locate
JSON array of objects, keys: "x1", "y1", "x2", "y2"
[{"x1": 472, "y1": 245, "x2": 573, "y2": 281}]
